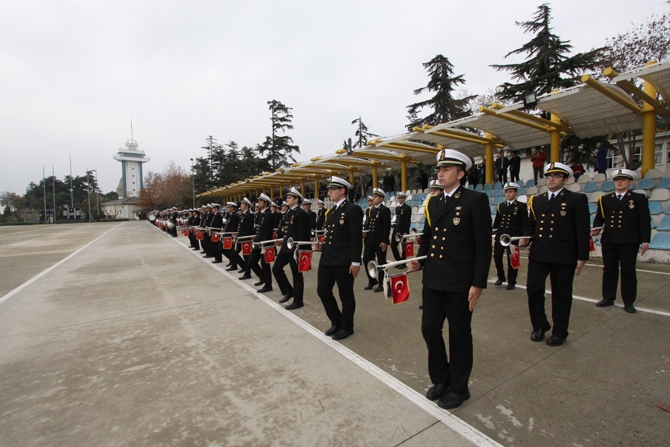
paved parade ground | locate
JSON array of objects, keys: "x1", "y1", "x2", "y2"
[{"x1": 1, "y1": 221, "x2": 669, "y2": 447}]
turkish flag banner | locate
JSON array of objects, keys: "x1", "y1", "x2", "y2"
[
  {"x1": 196, "y1": 231, "x2": 204, "y2": 241},
  {"x1": 211, "y1": 232, "x2": 220, "y2": 243},
  {"x1": 589, "y1": 237, "x2": 595, "y2": 252},
  {"x1": 298, "y1": 250, "x2": 312, "y2": 272},
  {"x1": 182, "y1": 230, "x2": 189, "y2": 237},
  {"x1": 264, "y1": 247, "x2": 276, "y2": 263},
  {"x1": 390, "y1": 273, "x2": 410, "y2": 304},
  {"x1": 404, "y1": 241, "x2": 414, "y2": 257},
  {"x1": 415, "y1": 235, "x2": 422, "y2": 245},
  {"x1": 242, "y1": 241, "x2": 252, "y2": 255},
  {"x1": 319, "y1": 235, "x2": 325, "y2": 243},
  {"x1": 223, "y1": 237, "x2": 233, "y2": 249},
  {"x1": 510, "y1": 246, "x2": 521, "y2": 269},
  {"x1": 273, "y1": 231, "x2": 277, "y2": 240}
]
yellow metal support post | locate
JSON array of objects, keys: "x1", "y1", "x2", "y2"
[
  {"x1": 314, "y1": 178, "x2": 319, "y2": 200},
  {"x1": 372, "y1": 167, "x2": 378, "y2": 190},
  {"x1": 642, "y1": 62, "x2": 658, "y2": 176},
  {"x1": 349, "y1": 170, "x2": 355, "y2": 186},
  {"x1": 300, "y1": 180, "x2": 305, "y2": 196},
  {"x1": 550, "y1": 114, "x2": 561, "y2": 162},
  {"x1": 401, "y1": 160, "x2": 407, "y2": 192},
  {"x1": 485, "y1": 133, "x2": 494, "y2": 184}
]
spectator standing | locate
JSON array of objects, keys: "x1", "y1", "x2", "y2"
[
  {"x1": 495, "y1": 151, "x2": 509, "y2": 183},
  {"x1": 417, "y1": 170, "x2": 429, "y2": 190},
  {"x1": 508, "y1": 151, "x2": 521, "y2": 182},
  {"x1": 530, "y1": 148, "x2": 547, "y2": 183},
  {"x1": 596, "y1": 143, "x2": 608, "y2": 174}
]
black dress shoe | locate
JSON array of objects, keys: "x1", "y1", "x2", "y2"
[
  {"x1": 211, "y1": 260, "x2": 222, "y2": 264},
  {"x1": 324, "y1": 325, "x2": 340, "y2": 336},
  {"x1": 284, "y1": 301, "x2": 304, "y2": 310},
  {"x1": 237, "y1": 268, "x2": 245, "y2": 273},
  {"x1": 257, "y1": 286, "x2": 273, "y2": 293},
  {"x1": 426, "y1": 383, "x2": 447, "y2": 401},
  {"x1": 203, "y1": 255, "x2": 212, "y2": 258},
  {"x1": 239, "y1": 275, "x2": 252, "y2": 280},
  {"x1": 225, "y1": 266, "x2": 237, "y2": 271},
  {"x1": 506, "y1": 283, "x2": 516, "y2": 290},
  {"x1": 624, "y1": 305, "x2": 637, "y2": 313},
  {"x1": 438, "y1": 389, "x2": 470, "y2": 409},
  {"x1": 546, "y1": 335, "x2": 566, "y2": 346},
  {"x1": 531, "y1": 323, "x2": 551, "y2": 342},
  {"x1": 494, "y1": 278, "x2": 505, "y2": 286},
  {"x1": 278, "y1": 293, "x2": 294, "y2": 304},
  {"x1": 373, "y1": 285, "x2": 384, "y2": 293},
  {"x1": 596, "y1": 299, "x2": 615, "y2": 307},
  {"x1": 226, "y1": 263, "x2": 232, "y2": 267},
  {"x1": 254, "y1": 280, "x2": 265, "y2": 286},
  {"x1": 331, "y1": 329, "x2": 353, "y2": 340},
  {"x1": 364, "y1": 282, "x2": 377, "y2": 290}
]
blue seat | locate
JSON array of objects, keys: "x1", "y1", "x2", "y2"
[
  {"x1": 525, "y1": 179, "x2": 536, "y2": 187},
  {"x1": 665, "y1": 206, "x2": 670, "y2": 215},
  {"x1": 475, "y1": 184, "x2": 483, "y2": 191},
  {"x1": 590, "y1": 214, "x2": 596, "y2": 226},
  {"x1": 649, "y1": 202, "x2": 663, "y2": 215},
  {"x1": 649, "y1": 232, "x2": 670, "y2": 249},
  {"x1": 484, "y1": 183, "x2": 493, "y2": 191},
  {"x1": 490, "y1": 205, "x2": 497, "y2": 214},
  {"x1": 658, "y1": 178, "x2": 670, "y2": 189},
  {"x1": 485, "y1": 190, "x2": 492, "y2": 197},
  {"x1": 600, "y1": 181, "x2": 614, "y2": 192},
  {"x1": 518, "y1": 186, "x2": 526, "y2": 195},
  {"x1": 468, "y1": 184, "x2": 474, "y2": 190},
  {"x1": 657, "y1": 216, "x2": 670, "y2": 231},
  {"x1": 638, "y1": 178, "x2": 655, "y2": 190},
  {"x1": 588, "y1": 203, "x2": 597, "y2": 214},
  {"x1": 517, "y1": 179, "x2": 526, "y2": 187},
  {"x1": 493, "y1": 189, "x2": 502, "y2": 197},
  {"x1": 582, "y1": 182, "x2": 597, "y2": 193},
  {"x1": 492, "y1": 196, "x2": 503, "y2": 205},
  {"x1": 494, "y1": 182, "x2": 503, "y2": 190}
]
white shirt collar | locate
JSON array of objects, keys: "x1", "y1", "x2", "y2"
[
  {"x1": 335, "y1": 198, "x2": 346, "y2": 207},
  {"x1": 444, "y1": 185, "x2": 460, "y2": 198}
]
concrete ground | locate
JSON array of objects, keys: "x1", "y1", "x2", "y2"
[{"x1": 1, "y1": 221, "x2": 669, "y2": 447}]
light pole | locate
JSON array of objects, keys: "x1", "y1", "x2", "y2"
[
  {"x1": 87, "y1": 168, "x2": 92, "y2": 222},
  {"x1": 190, "y1": 158, "x2": 195, "y2": 208},
  {"x1": 91, "y1": 168, "x2": 99, "y2": 219}
]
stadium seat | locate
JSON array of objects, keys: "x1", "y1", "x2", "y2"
[
  {"x1": 658, "y1": 178, "x2": 670, "y2": 189},
  {"x1": 484, "y1": 183, "x2": 493, "y2": 191},
  {"x1": 525, "y1": 179, "x2": 535, "y2": 187},
  {"x1": 649, "y1": 202, "x2": 663, "y2": 215},
  {"x1": 592, "y1": 173, "x2": 607, "y2": 183},
  {"x1": 582, "y1": 182, "x2": 597, "y2": 193},
  {"x1": 657, "y1": 216, "x2": 670, "y2": 232},
  {"x1": 649, "y1": 232, "x2": 670, "y2": 250},
  {"x1": 588, "y1": 203, "x2": 597, "y2": 214},
  {"x1": 644, "y1": 168, "x2": 662, "y2": 179},
  {"x1": 600, "y1": 181, "x2": 614, "y2": 192},
  {"x1": 638, "y1": 178, "x2": 655, "y2": 190},
  {"x1": 475, "y1": 184, "x2": 483, "y2": 191},
  {"x1": 494, "y1": 182, "x2": 502, "y2": 190}
]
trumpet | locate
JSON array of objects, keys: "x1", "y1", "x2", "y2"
[
  {"x1": 252, "y1": 238, "x2": 283, "y2": 248},
  {"x1": 311, "y1": 229, "x2": 326, "y2": 236},
  {"x1": 285, "y1": 237, "x2": 320, "y2": 250},
  {"x1": 395, "y1": 229, "x2": 422, "y2": 243},
  {"x1": 499, "y1": 234, "x2": 532, "y2": 247},
  {"x1": 234, "y1": 234, "x2": 255, "y2": 248},
  {"x1": 367, "y1": 256, "x2": 428, "y2": 280}
]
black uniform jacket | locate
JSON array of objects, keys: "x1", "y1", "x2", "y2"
[
  {"x1": 320, "y1": 200, "x2": 364, "y2": 266},
  {"x1": 393, "y1": 203, "x2": 412, "y2": 235},
  {"x1": 493, "y1": 200, "x2": 528, "y2": 239},
  {"x1": 210, "y1": 211, "x2": 224, "y2": 230},
  {"x1": 237, "y1": 210, "x2": 254, "y2": 237},
  {"x1": 278, "y1": 206, "x2": 311, "y2": 253},
  {"x1": 255, "y1": 209, "x2": 275, "y2": 246},
  {"x1": 593, "y1": 191, "x2": 651, "y2": 245},
  {"x1": 365, "y1": 204, "x2": 391, "y2": 246},
  {"x1": 418, "y1": 187, "x2": 492, "y2": 293},
  {"x1": 316, "y1": 208, "x2": 326, "y2": 230},
  {"x1": 306, "y1": 209, "x2": 317, "y2": 232},
  {"x1": 225, "y1": 211, "x2": 239, "y2": 233},
  {"x1": 524, "y1": 189, "x2": 590, "y2": 264}
]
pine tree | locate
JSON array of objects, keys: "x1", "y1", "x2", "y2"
[
  {"x1": 257, "y1": 100, "x2": 300, "y2": 170},
  {"x1": 491, "y1": 4, "x2": 604, "y2": 103},
  {"x1": 406, "y1": 55, "x2": 475, "y2": 130},
  {"x1": 351, "y1": 117, "x2": 378, "y2": 148}
]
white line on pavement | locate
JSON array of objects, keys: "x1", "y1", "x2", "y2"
[
  {"x1": 0, "y1": 223, "x2": 124, "y2": 305},
  {"x1": 160, "y1": 227, "x2": 503, "y2": 447}
]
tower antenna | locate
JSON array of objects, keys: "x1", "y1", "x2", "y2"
[{"x1": 130, "y1": 118, "x2": 134, "y2": 141}]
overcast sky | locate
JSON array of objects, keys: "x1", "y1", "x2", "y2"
[{"x1": 1, "y1": 0, "x2": 667, "y2": 194}]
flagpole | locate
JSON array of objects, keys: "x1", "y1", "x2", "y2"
[
  {"x1": 42, "y1": 166, "x2": 47, "y2": 224},
  {"x1": 69, "y1": 155, "x2": 73, "y2": 211},
  {"x1": 52, "y1": 166, "x2": 56, "y2": 224}
]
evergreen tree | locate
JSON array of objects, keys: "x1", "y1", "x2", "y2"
[
  {"x1": 257, "y1": 100, "x2": 300, "y2": 170},
  {"x1": 351, "y1": 117, "x2": 378, "y2": 148},
  {"x1": 406, "y1": 54, "x2": 475, "y2": 131},
  {"x1": 491, "y1": 4, "x2": 604, "y2": 103}
]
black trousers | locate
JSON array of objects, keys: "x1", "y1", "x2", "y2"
[
  {"x1": 212, "y1": 240, "x2": 223, "y2": 262},
  {"x1": 421, "y1": 286, "x2": 472, "y2": 394},
  {"x1": 526, "y1": 260, "x2": 576, "y2": 339},
  {"x1": 247, "y1": 248, "x2": 269, "y2": 283},
  {"x1": 272, "y1": 251, "x2": 304, "y2": 302},
  {"x1": 201, "y1": 234, "x2": 210, "y2": 253},
  {"x1": 317, "y1": 264, "x2": 356, "y2": 332},
  {"x1": 602, "y1": 244, "x2": 639, "y2": 305},
  {"x1": 189, "y1": 233, "x2": 200, "y2": 250},
  {"x1": 510, "y1": 169, "x2": 520, "y2": 183},
  {"x1": 390, "y1": 232, "x2": 406, "y2": 263},
  {"x1": 493, "y1": 242, "x2": 518, "y2": 284},
  {"x1": 363, "y1": 243, "x2": 387, "y2": 285},
  {"x1": 170, "y1": 225, "x2": 178, "y2": 237},
  {"x1": 232, "y1": 245, "x2": 248, "y2": 272}
]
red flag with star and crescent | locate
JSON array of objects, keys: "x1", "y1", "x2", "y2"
[
  {"x1": 510, "y1": 245, "x2": 521, "y2": 269},
  {"x1": 404, "y1": 241, "x2": 414, "y2": 257},
  {"x1": 298, "y1": 250, "x2": 312, "y2": 272},
  {"x1": 223, "y1": 237, "x2": 233, "y2": 249},
  {"x1": 263, "y1": 247, "x2": 276, "y2": 263},
  {"x1": 241, "y1": 241, "x2": 252, "y2": 255},
  {"x1": 390, "y1": 272, "x2": 410, "y2": 304}
]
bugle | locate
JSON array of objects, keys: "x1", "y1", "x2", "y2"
[
  {"x1": 499, "y1": 234, "x2": 532, "y2": 247},
  {"x1": 234, "y1": 234, "x2": 255, "y2": 248},
  {"x1": 285, "y1": 237, "x2": 319, "y2": 250},
  {"x1": 252, "y1": 238, "x2": 283, "y2": 248},
  {"x1": 311, "y1": 229, "x2": 326, "y2": 237},
  {"x1": 395, "y1": 229, "x2": 423, "y2": 243},
  {"x1": 367, "y1": 256, "x2": 428, "y2": 280}
]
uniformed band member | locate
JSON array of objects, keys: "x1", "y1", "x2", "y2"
[
  {"x1": 170, "y1": 207, "x2": 178, "y2": 237},
  {"x1": 363, "y1": 188, "x2": 391, "y2": 292},
  {"x1": 429, "y1": 180, "x2": 443, "y2": 196},
  {"x1": 315, "y1": 199, "x2": 326, "y2": 231},
  {"x1": 247, "y1": 194, "x2": 274, "y2": 292},
  {"x1": 200, "y1": 205, "x2": 213, "y2": 256},
  {"x1": 270, "y1": 202, "x2": 282, "y2": 230},
  {"x1": 273, "y1": 188, "x2": 311, "y2": 310},
  {"x1": 317, "y1": 176, "x2": 364, "y2": 340},
  {"x1": 492, "y1": 183, "x2": 528, "y2": 290},
  {"x1": 235, "y1": 198, "x2": 255, "y2": 278},
  {"x1": 302, "y1": 199, "x2": 317, "y2": 235},
  {"x1": 188, "y1": 209, "x2": 201, "y2": 250},
  {"x1": 593, "y1": 168, "x2": 651, "y2": 313},
  {"x1": 223, "y1": 202, "x2": 240, "y2": 271},
  {"x1": 520, "y1": 162, "x2": 590, "y2": 346},
  {"x1": 209, "y1": 203, "x2": 224, "y2": 264},
  {"x1": 390, "y1": 191, "x2": 412, "y2": 267},
  {"x1": 408, "y1": 149, "x2": 491, "y2": 409}
]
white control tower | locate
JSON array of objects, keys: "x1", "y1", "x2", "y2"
[{"x1": 113, "y1": 137, "x2": 150, "y2": 198}]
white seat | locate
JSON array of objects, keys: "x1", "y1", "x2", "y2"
[
  {"x1": 423, "y1": 188, "x2": 430, "y2": 194},
  {"x1": 525, "y1": 186, "x2": 538, "y2": 195},
  {"x1": 589, "y1": 191, "x2": 605, "y2": 202},
  {"x1": 405, "y1": 189, "x2": 411, "y2": 195},
  {"x1": 633, "y1": 189, "x2": 650, "y2": 198},
  {"x1": 517, "y1": 194, "x2": 528, "y2": 203},
  {"x1": 538, "y1": 186, "x2": 548, "y2": 194},
  {"x1": 406, "y1": 194, "x2": 413, "y2": 201},
  {"x1": 412, "y1": 206, "x2": 419, "y2": 214},
  {"x1": 645, "y1": 168, "x2": 662, "y2": 179},
  {"x1": 592, "y1": 173, "x2": 607, "y2": 183},
  {"x1": 537, "y1": 178, "x2": 546, "y2": 187},
  {"x1": 566, "y1": 183, "x2": 581, "y2": 192},
  {"x1": 650, "y1": 188, "x2": 670, "y2": 202},
  {"x1": 577, "y1": 175, "x2": 590, "y2": 184}
]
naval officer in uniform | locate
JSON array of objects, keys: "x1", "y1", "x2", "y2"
[
  {"x1": 520, "y1": 162, "x2": 590, "y2": 346},
  {"x1": 492, "y1": 182, "x2": 528, "y2": 290},
  {"x1": 362, "y1": 188, "x2": 391, "y2": 292},
  {"x1": 408, "y1": 149, "x2": 492, "y2": 410},
  {"x1": 593, "y1": 168, "x2": 651, "y2": 313},
  {"x1": 317, "y1": 176, "x2": 364, "y2": 341}
]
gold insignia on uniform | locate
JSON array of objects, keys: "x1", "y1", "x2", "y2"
[
  {"x1": 629, "y1": 200, "x2": 634, "y2": 209},
  {"x1": 456, "y1": 206, "x2": 462, "y2": 210},
  {"x1": 549, "y1": 162, "x2": 555, "y2": 170},
  {"x1": 340, "y1": 218, "x2": 345, "y2": 225},
  {"x1": 560, "y1": 211, "x2": 566, "y2": 216},
  {"x1": 453, "y1": 218, "x2": 460, "y2": 225},
  {"x1": 454, "y1": 192, "x2": 461, "y2": 199}
]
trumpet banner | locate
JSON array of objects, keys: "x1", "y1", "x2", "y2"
[
  {"x1": 263, "y1": 247, "x2": 276, "y2": 263},
  {"x1": 223, "y1": 237, "x2": 233, "y2": 249},
  {"x1": 510, "y1": 246, "x2": 521, "y2": 269},
  {"x1": 196, "y1": 231, "x2": 204, "y2": 241},
  {"x1": 182, "y1": 230, "x2": 189, "y2": 237},
  {"x1": 298, "y1": 250, "x2": 312, "y2": 272},
  {"x1": 390, "y1": 272, "x2": 410, "y2": 304},
  {"x1": 241, "y1": 241, "x2": 252, "y2": 255},
  {"x1": 404, "y1": 241, "x2": 414, "y2": 257},
  {"x1": 211, "y1": 233, "x2": 220, "y2": 243},
  {"x1": 589, "y1": 237, "x2": 595, "y2": 252}
]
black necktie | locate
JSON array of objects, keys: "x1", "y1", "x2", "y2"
[
  {"x1": 549, "y1": 193, "x2": 554, "y2": 201},
  {"x1": 617, "y1": 194, "x2": 622, "y2": 201}
]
